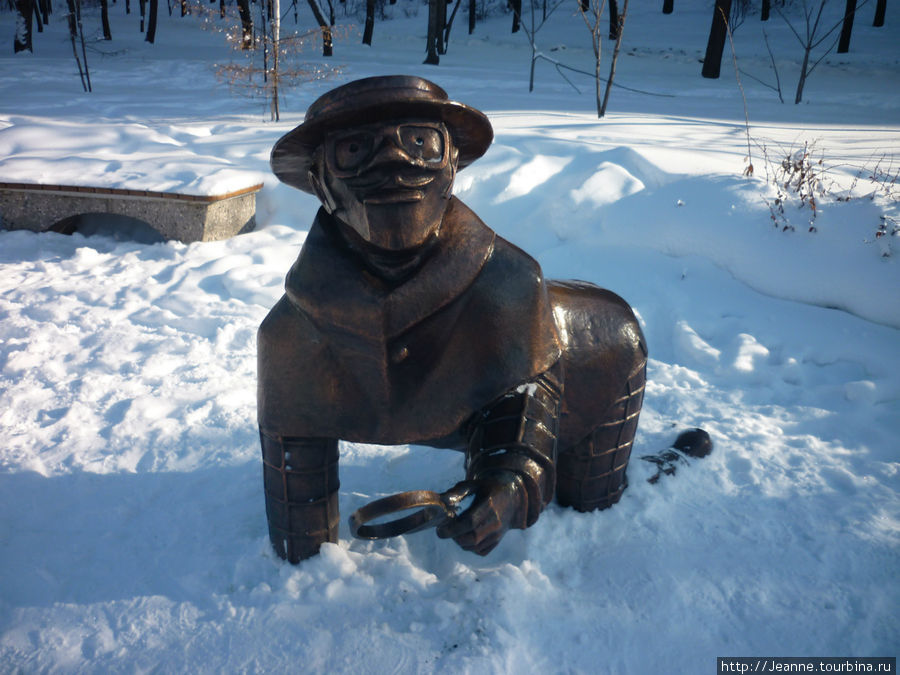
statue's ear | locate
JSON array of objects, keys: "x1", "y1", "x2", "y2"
[
  {"x1": 443, "y1": 146, "x2": 460, "y2": 198},
  {"x1": 307, "y1": 156, "x2": 337, "y2": 214}
]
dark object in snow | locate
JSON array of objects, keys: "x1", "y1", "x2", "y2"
[
  {"x1": 641, "y1": 449, "x2": 689, "y2": 484},
  {"x1": 673, "y1": 427, "x2": 713, "y2": 458},
  {"x1": 641, "y1": 428, "x2": 713, "y2": 483},
  {"x1": 259, "y1": 76, "x2": 648, "y2": 563}
]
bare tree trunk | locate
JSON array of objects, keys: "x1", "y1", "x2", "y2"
[
  {"x1": 145, "y1": 0, "x2": 158, "y2": 42},
  {"x1": 510, "y1": 0, "x2": 521, "y2": 33},
  {"x1": 100, "y1": 0, "x2": 112, "y2": 38},
  {"x1": 837, "y1": 0, "x2": 856, "y2": 52},
  {"x1": 65, "y1": 0, "x2": 91, "y2": 91},
  {"x1": 38, "y1": 0, "x2": 50, "y2": 27},
  {"x1": 14, "y1": 0, "x2": 34, "y2": 52},
  {"x1": 662, "y1": 0, "x2": 672, "y2": 14},
  {"x1": 790, "y1": 0, "x2": 831, "y2": 104},
  {"x1": 701, "y1": 0, "x2": 731, "y2": 79},
  {"x1": 260, "y1": 0, "x2": 268, "y2": 77},
  {"x1": 608, "y1": 0, "x2": 618, "y2": 39},
  {"x1": 437, "y1": 0, "x2": 447, "y2": 52},
  {"x1": 362, "y1": 0, "x2": 374, "y2": 44},
  {"x1": 442, "y1": 0, "x2": 461, "y2": 48},
  {"x1": 65, "y1": 0, "x2": 76, "y2": 38},
  {"x1": 306, "y1": 0, "x2": 333, "y2": 55},
  {"x1": 599, "y1": 0, "x2": 628, "y2": 116},
  {"x1": 75, "y1": 0, "x2": 90, "y2": 90},
  {"x1": 140, "y1": 0, "x2": 146, "y2": 31},
  {"x1": 468, "y1": 0, "x2": 475, "y2": 33},
  {"x1": 424, "y1": 0, "x2": 440, "y2": 64},
  {"x1": 238, "y1": 0, "x2": 253, "y2": 49},
  {"x1": 271, "y1": 0, "x2": 280, "y2": 121},
  {"x1": 761, "y1": 0, "x2": 770, "y2": 21},
  {"x1": 873, "y1": 0, "x2": 885, "y2": 26},
  {"x1": 576, "y1": 0, "x2": 605, "y2": 117},
  {"x1": 795, "y1": 41, "x2": 811, "y2": 103},
  {"x1": 33, "y1": 0, "x2": 43, "y2": 32}
]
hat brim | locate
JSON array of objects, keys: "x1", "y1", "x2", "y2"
[{"x1": 271, "y1": 98, "x2": 493, "y2": 194}]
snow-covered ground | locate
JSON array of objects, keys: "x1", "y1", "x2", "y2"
[{"x1": 1, "y1": 1, "x2": 898, "y2": 671}]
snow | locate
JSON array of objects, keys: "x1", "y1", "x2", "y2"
[
  {"x1": 0, "y1": 116, "x2": 269, "y2": 195},
  {"x1": 1, "y1": 0, "x2": 898, "y2": 671}
]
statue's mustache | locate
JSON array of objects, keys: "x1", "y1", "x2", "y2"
[{"x1": 344, "y1": 169, "x2": 436, "y2": 196}]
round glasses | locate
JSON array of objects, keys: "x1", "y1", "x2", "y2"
[{"x1": 325, "y1": 122, "x2": 450, "y2": 177}]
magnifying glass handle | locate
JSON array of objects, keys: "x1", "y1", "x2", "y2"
[
  {"x1": 439, "y1": 480, "x2": 479, "y2": 511},
  {"x1": 348, "y1": 481, "x2": 479, "y2": 540}
]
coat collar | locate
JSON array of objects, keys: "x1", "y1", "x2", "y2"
[{"x1": 285, "y1": 197, "x2": 496, "y2": 340}]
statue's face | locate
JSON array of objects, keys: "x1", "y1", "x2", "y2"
[{"x1": 318, "y1": 119, "x2": 458, "y2": 251}]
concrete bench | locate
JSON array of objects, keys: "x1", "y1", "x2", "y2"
[{"x1": 0, "y1": 181, "x2": 264, "y2": 243}]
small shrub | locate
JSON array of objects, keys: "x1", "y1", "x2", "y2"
[{"x1": 755, "y1": 139, "x2": 899, "y2": 251}]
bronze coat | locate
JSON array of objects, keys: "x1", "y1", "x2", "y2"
[{"x1": 257, "y1": 197, "x2": 562, "y2": 446}]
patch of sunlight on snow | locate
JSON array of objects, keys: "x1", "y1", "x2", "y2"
[
  {"x1": 570, "y1": 161, "x2": 646, "y2": 208},
  {"x1": 494, "y1": 155, "x2": 572, "y2": 203}
]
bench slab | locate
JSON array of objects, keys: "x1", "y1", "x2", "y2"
[{"x1": 0, "y1": 182, "x2": 263, "y2": 243}]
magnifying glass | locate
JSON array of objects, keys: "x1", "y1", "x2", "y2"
[{"x1": 349, "y1": 481, "x2": 478, "y2": 540}]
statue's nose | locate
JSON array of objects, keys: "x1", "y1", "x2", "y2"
[{"x1": 366, "y1": 136, "x2": 417, "y2": 169}]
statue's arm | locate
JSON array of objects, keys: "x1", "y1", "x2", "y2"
[
  {"x1": 260, "y1": 430, "x2": 340, "y2": 563},
  {"x1": 258, "y1": 297, "x2": 340, "y2": 563},
  {"x1": 437, "y1": 362, "x2": 562, "y2": 555}
]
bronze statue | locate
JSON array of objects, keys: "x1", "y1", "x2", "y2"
[{"x1": 259, "y1": 75, "x2": 647, "y2": 563}]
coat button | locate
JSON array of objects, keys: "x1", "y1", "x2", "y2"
[{"x1": 391, "y1": 345, "x2": 409, "y2": 363}]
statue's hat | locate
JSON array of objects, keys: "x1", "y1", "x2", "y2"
[{"x1": 270, "y1": 75, "x2": 494, "y2": 193}]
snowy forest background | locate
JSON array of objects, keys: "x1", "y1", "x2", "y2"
[{"x1": 1, "y1": 0, "x2": 898, "y2": 672}]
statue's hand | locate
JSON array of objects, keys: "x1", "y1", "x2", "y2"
[{"x1": 436, "y1": 471, "x2": 526, "y2": 556}]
